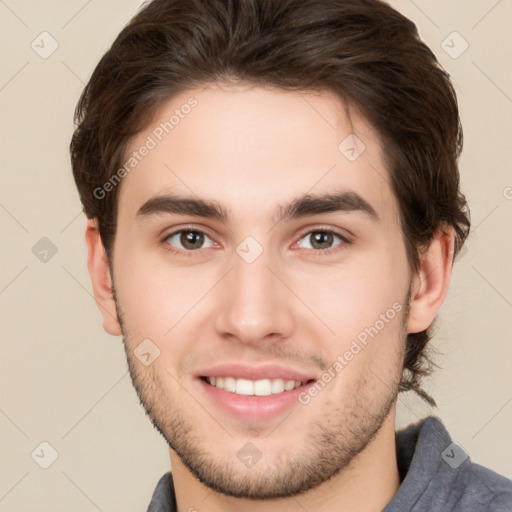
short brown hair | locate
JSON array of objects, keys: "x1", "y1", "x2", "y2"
[{"x1": 70, "y1": 0, "x2": 471, "y2": 406}]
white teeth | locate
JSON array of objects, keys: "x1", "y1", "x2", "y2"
[
  {"x1": 284, "y1": 380, "x2": 296, "y2": 391},
  {"x1": 236, "y1": 378, "x2": 254, "y2": 396},
  {"x1": 224, "y1": 377, "x2": 236, "y2": 392},
  {"x1": 254, "y1": 379, "x2": 272, "y2": 396},
  {"x1": 271, "y1": 379, "x2": 285, "y2": 394},
  {"x1": 206, "y1": 377, "x2": 307, "y2": 396}
]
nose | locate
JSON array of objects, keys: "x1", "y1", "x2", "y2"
[{"x1": 214, "y1": 243, "x2": 295, "y2": 346}]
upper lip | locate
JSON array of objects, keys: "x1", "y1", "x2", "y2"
[{"x1": 197, "y1": 363, "x2": 318, "y2": 382}]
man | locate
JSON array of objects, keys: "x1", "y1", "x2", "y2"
[{"x1": 69, "y1": 0, "x2": 512, "y2": 510}]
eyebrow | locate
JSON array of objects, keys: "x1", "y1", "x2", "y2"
[{"x1": 135, "y1": 190, "x2": 380, "y2": 225}]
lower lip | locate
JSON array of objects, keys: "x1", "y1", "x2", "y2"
[{"x1": 197, "y1": 378, "x2": 316, "y2": 421}]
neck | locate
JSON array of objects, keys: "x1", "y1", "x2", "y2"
[{"x1": 170, "y1": 407, "x2": 400, "y2": 512}]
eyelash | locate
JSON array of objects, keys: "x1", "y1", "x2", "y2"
[{"x1": 161, "y1": 226, "x2": 351, "y2": 257}]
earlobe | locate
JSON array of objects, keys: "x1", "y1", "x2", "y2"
[
  {"x1": 407, "y1": 225, "x2": 455, "y2": 334},
  {"x1": 85, "y1": 218, "x2": 122, "y2": 336}
]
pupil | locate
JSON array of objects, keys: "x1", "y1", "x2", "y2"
[
  {"x1": 312, "y1": 232, "x2": 332, "y2": 249},
  {"x1": 181, "y1": 231, "x2": 203, "y2": 249}
]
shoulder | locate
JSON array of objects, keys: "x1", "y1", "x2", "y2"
[
  {"x1": 388, "y1": 416, "x2": 512, "y2": 512},
  {"x1": 455, "y1": 461, "x2": 512, "y2": 511},
  {"x1": 427, "y1": 417, "x2": 512, "y2": 511}
]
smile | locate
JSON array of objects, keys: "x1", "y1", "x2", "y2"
[{"x1": 202, "y1": 376, "x2": 313, "y2": 396}]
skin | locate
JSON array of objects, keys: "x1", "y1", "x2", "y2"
[{"x1": 86, "y1": 83, "x2": 454, "y2": 512}]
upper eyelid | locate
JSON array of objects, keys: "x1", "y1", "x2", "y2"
[
  {"x1": 163, "y1": 226, "x2": 216, "y2": 243},
  {"x1": 296, "y1": 225, "x2": 348, "y2": 239}
]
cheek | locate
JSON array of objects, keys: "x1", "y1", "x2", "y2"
[
  {"x1": 285, "y1": 246, "x2": 409, "y2": 394},
  {"x1": 289, "y1": 247, "x2": 408, "y2": 342},
  {"x1": 113, "y1": 247, "x2": 230, "y2": 365},
  {"x1": 113, "y1": 249, "x2": 200, "y2": 340}
]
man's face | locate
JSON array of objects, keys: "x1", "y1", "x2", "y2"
[{"x1": 110, "y1": 83, "x2": 412, "y2": 498}]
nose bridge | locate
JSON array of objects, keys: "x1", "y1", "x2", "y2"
[{"x1": 214, "y1": 238, "x2": 294, "y2": 343}]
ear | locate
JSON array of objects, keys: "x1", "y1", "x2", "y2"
[
  {"x1": 85, "y1": 218, "x2": 122, "y2": 336},
  {"x1": 407, "y1": 224, "x2": 456, "y2": 334}
]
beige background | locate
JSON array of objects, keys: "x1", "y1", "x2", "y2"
[{"x1": 0, "y1": 0, "x2": 511, "y2": 510}]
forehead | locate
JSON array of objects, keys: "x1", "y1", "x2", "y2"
[{"x1": 117, "y1": 83, "x2": 398, "y2": 227}]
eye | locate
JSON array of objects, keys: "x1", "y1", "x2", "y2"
[
  {"x1": 297, "y1": 229, "x2": 348, "y2": 252},
  {"x1": 163, "y1": 229, "x2": 215, "y2": 252}
]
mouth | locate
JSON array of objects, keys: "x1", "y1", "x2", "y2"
[
  {"x1": 195, "y1": 361, "x2": 319, "y2": 420},
  {"x1": 195, "y1": 364, "x2": 319, "y2": 421},
  {"x1": 200, "y1": 376, "x2": 316, "y2": 396}
]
